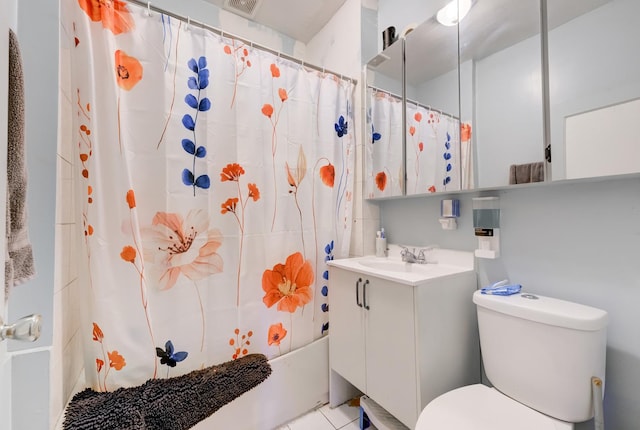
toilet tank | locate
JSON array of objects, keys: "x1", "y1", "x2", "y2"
[{"x1": 473, "y1": 290, "x2": 608, "y2": 423}]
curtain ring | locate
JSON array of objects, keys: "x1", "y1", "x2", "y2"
[
  {"x1": 186, "y1": 16, "x2": 191, "y2": 30},
  {"x1": 146, "y1": 1, "x2": 151, "y2": 16}
]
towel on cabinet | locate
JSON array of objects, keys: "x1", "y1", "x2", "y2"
[{"x1": 509, "y1": 161, "x2": 545, "y2": 184}]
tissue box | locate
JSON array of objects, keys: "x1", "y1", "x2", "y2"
[{"x1": 441, "y1": 199, "x2": 460, "y2": 218}]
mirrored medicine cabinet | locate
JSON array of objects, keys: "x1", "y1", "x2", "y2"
[{"x1": 364, "y1": 0, "x2": 640, "y2": 199}]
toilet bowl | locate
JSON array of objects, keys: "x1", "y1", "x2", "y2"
[
  {"x1": 415, "y1": 290, "x2": 607, "y2": 429},
  {"x1": 415, "y1": 384, "x2": 573, "y2": 430}
]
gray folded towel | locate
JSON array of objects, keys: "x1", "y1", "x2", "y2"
[
  {"x1": 63, "y1": 354, "x2": 272, "y2": 430},
  {"x1": 509, "y1": 162, "x2": 545, "y2": 185},
  {"x1": 6, "y1": 29, "x2": 36, "y2": 296}
]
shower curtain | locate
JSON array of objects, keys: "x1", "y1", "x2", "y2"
[
  {"x1": 405, "y1": 101, "x2": 461, "y2": 194},
  {"x1": 366, "y1": 88, "x2": 404, "y2": 198},
  {"x1": 62, "y1": 0, "x2": 354, "y2": 391},
  {"x1": 366, "y1": 90, "x2": 463, "y2": 197}
]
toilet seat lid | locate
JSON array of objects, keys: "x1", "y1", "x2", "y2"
[{"x1": 416, "y1": 384, "x2": 573, "y2": 430}]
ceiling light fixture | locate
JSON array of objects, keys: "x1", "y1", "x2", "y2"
[{"x1": 436, "y1": 0, "x2": 473, "y2": 26}]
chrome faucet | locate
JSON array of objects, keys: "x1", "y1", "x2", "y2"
[{"x1": 400, "y1": 246, "x2": 437, "y2": 264}]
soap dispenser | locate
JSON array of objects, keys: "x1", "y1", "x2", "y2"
[{"x1": 472, "y1": 197, "x2": 500, "y2": 258}]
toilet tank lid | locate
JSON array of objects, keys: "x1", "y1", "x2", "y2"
[{"x1": 473, "y1": 290, "x2": 608, "y2": 331}]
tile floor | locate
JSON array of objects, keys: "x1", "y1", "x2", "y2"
[{"x1": 277, "y1": 402, "x2": 366, "y2": 430}]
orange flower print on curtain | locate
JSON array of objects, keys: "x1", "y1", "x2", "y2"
[
  {"x1": 262, "y1": 62, "x2": 290, "y2": 232},
  {"x1": 267, "y1": 322, "x2": 287, "y2": 357},
  {"x1": 263, "y1": 252, "x2": 313, "y2": 353},
  {"x1": 461, "y1": 123, "x2": 472, "y2": 143},
  {"x1": 262, "y1": 252, "x2": 313, "y2": 313},
  {"x1": 285, "y1": 147, "x2": 308, "y2": 258},
  {"x1": 268, "y1": 323, "x2": 287, "y2": 346},
  {"x1": 114, "y1": 50, "x2": 143, "y2": 153},
  {"x1": 219, "y1": 163, "x2": 261, "y2": 306},
  {"x1": 121, "y1": 190, "x2": 157, "y2": 378},
  {"x1": 75, "y1": 90, "x2": 97, "y2": 283},
  {"x1": 91, "y1": 322, "x2": 127, "y2": 392},
  {"x1": 375, "y1": 171, "x2": 387, "y2": 191},
  {"x1": 223, "y1": 40, "x2": 252, "y2": 108},
  {"x1": 319, "y1": 163, "x2": 335, "y2": 188},
  {"x1": 144, "y1": 210, "x2": 224, "y2": 351},
  {"x1": 228, "y1": 328, "x2": 253, "y2": 360},
  {"x1": 115, "y1": 50, "x2": 143, "y2": 90},
  {"x1": 78, "y1": 0, "x2": 135, "y2": 35},
  {"x1": 145, "y1": 211, "x2": 224, "y2": 289},
  {"x1": 410, "y1": 111, "x2": 424, "y2": 194}
]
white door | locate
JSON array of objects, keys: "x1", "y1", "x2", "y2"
[
  {"x1": 328, "y1": 268, "x2": 367, "y2": 393},
  {"x1": 365, "y1": 278, "x2": 417, "y2": 427},
  {"x1": 1, "y1": 2, "x2": 48, "y2": 429}
]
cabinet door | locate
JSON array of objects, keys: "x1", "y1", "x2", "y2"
[
  {"x1": 365, "y1": 279, "x2": 418, "y2": 428},
  {"x1": 328, "y1": 268, "x2": 366, "y2": 393}
]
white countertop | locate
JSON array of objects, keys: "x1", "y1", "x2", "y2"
[{"x1": 328, "y1": 245, "x2": 475, "y2": 286}]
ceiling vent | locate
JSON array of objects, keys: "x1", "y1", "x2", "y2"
[{"x1": 223, "y1": 0, "x2": 262, "y2": 19}]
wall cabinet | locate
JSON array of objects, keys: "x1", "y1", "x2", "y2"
[
  {"x1": 328, "y1": 265, "x2": 480, "y2": 428},
  {"x1": 366, "y1": 0, "x2": 640, "y2": 194}
]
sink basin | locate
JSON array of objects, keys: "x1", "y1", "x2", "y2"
[
  {"x1": 327, "y1": 248, "x2": 474, "y2": 286},
  {"x1": 358, "y1": 259, "x2": 431, "y2": 273}
]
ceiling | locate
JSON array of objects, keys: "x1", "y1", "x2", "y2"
[{"x1": 204, "y1": 0, "x2": 348, "y2": 43}]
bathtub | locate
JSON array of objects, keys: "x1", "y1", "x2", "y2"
[{"x1": 192, "y1": 336, "x2": 330, "y2": 430}]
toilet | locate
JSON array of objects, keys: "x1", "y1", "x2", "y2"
[{"x1": 416, "y1": 290, "x2": 608, "y2": 429}]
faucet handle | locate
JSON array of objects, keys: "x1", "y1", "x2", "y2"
[{"x1": 418, "y1": 246, "x2": 438, "y2": 263}]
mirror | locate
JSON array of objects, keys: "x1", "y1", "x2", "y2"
[
  {"x1": 365, "y1": 38, "x2": 404, "y2": 198},
  {"x1": 547, "y1": 0, "x2": 640, "y2": 180},
  {"x1": 458, "y1": 0, "x2": 545, "y2": 189},
  {"x1": 404, "y1": 13, "x2": 462, "y2": 195},
  {"x1": 365, "y1": 0, "x2": 638, "y2": 198}
]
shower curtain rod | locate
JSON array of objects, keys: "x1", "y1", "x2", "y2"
[
  {"x1": 370, "y1": 86, "x2": 459, "y2": 120},
  {"x1": 126, "y1": 0, "x2": 357, "y2": 85}
]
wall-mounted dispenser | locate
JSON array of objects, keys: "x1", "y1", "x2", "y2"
[
  {"x1": 439, "y1": 199, "x2": 460, "y2": 230},
  {"x1": 472, "y1": 197, "x2": 500, "y2": 258}
]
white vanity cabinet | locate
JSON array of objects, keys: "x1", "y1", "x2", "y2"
[
  {"x1": 329, "y1": 268, "x2": 418, "y2": 425},
  {"x1": 328, "y1": 253, "x2": 480, "y2": 429}
]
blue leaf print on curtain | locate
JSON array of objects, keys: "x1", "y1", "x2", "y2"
[
  {"x1": 443, "y1": 131, "x2": 452, "y2": 187},
  {"x1": 371, "y1": 124, "x2": 381, "y2": 144},
  {"x1": 334, "y1": 115, "x2": 348, "y2": 138},
  {"x1": 182, "y1": 56, "x2": 211, "y2": 195}
]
